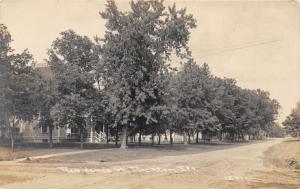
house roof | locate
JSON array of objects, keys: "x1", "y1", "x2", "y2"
[{"x1": 36, "y1": 66, "x2": 53, "y2": 80}]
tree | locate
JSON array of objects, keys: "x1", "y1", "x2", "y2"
[
  {"x1": 48, "y1": 30, "x2": 100, "y2": 148},
  {"x1": 172, "y1": 61, "x2": 224, "y2": 144},
  {"x1": 0, "y1": 24, "x2": 40, "y2": 151},
  {"x1": 35, "y1": 66, "x2": 57, "y2": 148},
  {"x1": 214, "y1": 78, "x2": 239, "y2": 141},
  {"x1": 251, "y1": 92, "x2": 279, "y2": 139},
  {"x1": 283, "y1": 101, "x2": 300, "y2": 137},
  {"x1": 100, "y1": 0, "x2": 196, "y2": 148},
  {"x1": 269, "y1": 123, "x2": 285, "y2": 138}
]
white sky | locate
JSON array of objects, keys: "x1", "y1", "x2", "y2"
[{"x1": 0, "y1": 0, "x2": 299, "y2": 123}]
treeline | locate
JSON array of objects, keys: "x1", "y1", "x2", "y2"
[
  {"x1": 0, "y1": 0, "x2": 280, "y2": 150},
  {"x1": 283, "y1": 102, "x2": 300, "y2": 137}
]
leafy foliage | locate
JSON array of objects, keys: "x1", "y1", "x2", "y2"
[
  {"x1": 0, "y1": 24, "x2": 40, "y2": 125},
  {"x1": 0, "y1": 24, "x2": 41, "y2": 150},
  {"x1": 99, "y1": 0, "x2": 196, "y2": 146},
  {"x1": 47, "y1": 30, "x2": 101, "y2": 145},
  {"x1": 0, "y1": 1, "x2": 283, "y2": 148},
  {"x1": 283, "y1": 102, "x2": 300, "y2": 136}
]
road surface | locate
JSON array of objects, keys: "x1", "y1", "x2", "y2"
[{"x1": 0, "y1": 138, "x2": 297, "y2": 189}]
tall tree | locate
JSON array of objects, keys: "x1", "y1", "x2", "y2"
[
  {"x1": 283, "y1": 101, "x2": 300, "y2": 137},
  {"x1": 48, "y1": 30, "x2": 100, "y2": 148},
  {"x1": 100, "y1": 0, "x2": 196, "y2": 148},
  {"x1": 0, "y1": 24, "x2": 40, "y2": 151},
  {"x1": 35, "y1": 66, "x2": 57, "y2": 148},
  {"x1": 171, "y1": 61, "x2": 222, "y2": 143}
]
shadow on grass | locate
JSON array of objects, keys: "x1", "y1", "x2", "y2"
[{"x1": 0, "y1": 139, "x2": 261, "y2": 154}]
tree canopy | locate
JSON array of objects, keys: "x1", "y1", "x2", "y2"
[
  {"x1": 0, "y1": 0, "x2": 283, "y2": 149},
  {"x1": 283, "y1": 102, "x2": 300, "y2": 136},
  {"x1": 0, "y1": 24, "x2": 41, "y2": 151},
  {"x1": 100, "y1": 0, "x2": 196, "y2": 148},
  {"x1": 47, "y1": 30, "x2": 101, "y2": 148}
]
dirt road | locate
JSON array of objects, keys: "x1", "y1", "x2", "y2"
[{"x1": 0, "y1": 138, "x2": 299, "y2": 189}]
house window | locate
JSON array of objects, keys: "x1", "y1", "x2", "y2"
[{"x1": 41, "y1": 125, "x2": 48, "y2": 133}]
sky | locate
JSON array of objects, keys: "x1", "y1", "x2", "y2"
[{"x1": 0, "y1": 0, "x2": 299, "y2": 122}]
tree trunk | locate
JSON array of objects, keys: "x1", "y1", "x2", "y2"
[
  {"x1": 169, "y1": 130, "x2": 173, "y2": 145},
  {"x1": 183, "y1": 130, "x2": 188, "y2": 145},
  {"x1": 9, "y1": 117, "x2": 17, "y2": 153},
  {"x1": 106, "y1": 124, "x2": 109, "y2": 144},
  {"x1": 115, "y1": 126, "x2": 118, "y2": 147},
  {"x1": 229, "y1": 132, "x2": 234, "y2": 142},
  {"x1": 188, "y1": 132, "x2": 191, "y2": 144},
  {"x1": 196, "y1": 131, "x2": 199, "y2": 144},
  {"x1": 0, "y1": 127, "x2": 4, "y2": 138},
  {"x1": 80, "y1": 127, "x2": 84, "y2": 149},
  {"x1": 5, "y1": 116, "x2": 15, "y2": 152},
  {"x1": 138, "y1": 129, "x2": 142, "y2": 146},
  {"x1": 158, "y1": 134, "x2": 161, "y2": 145},
  {"x1": 49, "y1": 125, "x2": 53, "y2": 148},
  {"x1": 10, "y1": 127, "x2": 14, "y2": 153},
  {"x1": 151, "y1": 132, "x2": 154, "y2": 145},
  {"x1": 120, "y1": 125, "x2": 128, "y2": 149}
]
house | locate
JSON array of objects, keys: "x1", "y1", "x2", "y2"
[{"x1": 0, "y1": 66, "x2": 106, "y2": 144}]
